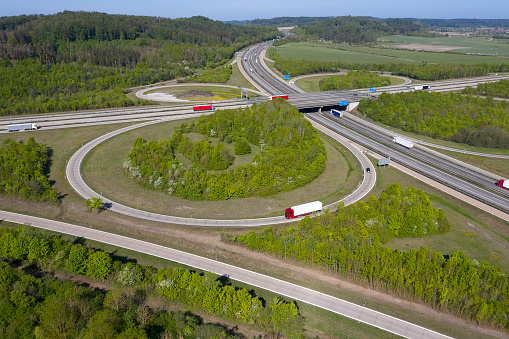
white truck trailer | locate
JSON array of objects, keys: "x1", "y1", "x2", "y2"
[
  {"x1": 285, "y1": 201, "x2": 322, "y2": 219},
  {"x1": 7, "y1": 123, "x2": 38, "y2": 132},
  {"x1": 414, "y1": 85, "x2": 430, "y2": 90},
  {"x1": 393, "y1": 136, "x2": 414, "y2": 148}
]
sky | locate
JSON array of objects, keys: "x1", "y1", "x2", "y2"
[{"x1": 2, "y1": 0, "x2": 509, "y2": 21}]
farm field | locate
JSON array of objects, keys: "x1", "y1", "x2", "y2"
[
  {"x1": 274, "y1": 41, "x2": 508, "y2": 65},
  {"x1": 380, "y1": 34, "x2": 509, "y2": 56}
]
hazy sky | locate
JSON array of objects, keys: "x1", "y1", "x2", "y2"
[{"x1": 2, "y1": 0, "x2": 508, "y2": 21}]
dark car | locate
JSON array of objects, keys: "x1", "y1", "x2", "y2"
[{"x1": 366, "y1": 167, "x2": 371, "y2": 173}]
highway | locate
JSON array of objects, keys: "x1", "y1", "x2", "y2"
[{"x1": 0, "y1": 209, "x2": 452, "y2": 339}]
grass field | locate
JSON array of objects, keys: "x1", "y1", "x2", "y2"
[
  {"x1": 294, "y1": 73, "x2": 405, "y2": 92},
  {"x1": 380, "y1": 34, "x2": 509, "y2": 56},
  {"x1": 145, "y1": 85, "x2": 248, "y2": 101},
  {"x1": 226, "y1": 61, "x2": 258, "y2": 89},
  {"x1": 0, "y1": 122, "x2": 508, "y2": 338},
  {"x1": 274, "y1": 41, "x2": 508, "y2": 65},
  {"x1": 82, "y1": 119, "x2": 361, "y2": 219}
]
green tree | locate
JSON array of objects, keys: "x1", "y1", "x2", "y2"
[
  {"x1": 86, "y1": 251, "x2": 113, "y2": 279},
  {"x1": 86, "y1": 197, "x2": 105, "y2": 212},
  {"x1": 234, "y1": 137, "x2": 251, "y2": 155}
]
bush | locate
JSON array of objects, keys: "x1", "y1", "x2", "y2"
[{"x1": 234, "y1": 137, "x2": 251, "y2": 155}]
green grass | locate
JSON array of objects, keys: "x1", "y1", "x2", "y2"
[
  {"x1": 226, "y1": 62, "x2": 258, "y2": 90},
  {"x1": 294, "y1": 73, "x2": 405, "y2": 92},
  {"x1": 145, "y1": 85, "x2": 246, "y2": 101},
  {"x1": 82, "y1": 120, "x2": 360, "y2": 219},
  {"x1": 274, "y1": 41, "x2": 508, "y2": 65},
  {"x1": 380, "y1": 34, "x2": 509, "y2": 56}
]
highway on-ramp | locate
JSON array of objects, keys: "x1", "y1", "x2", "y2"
[
  {"x1": 0, "y1": 209, "x2": 452, "y2": 339},
  {"x1": 66, "y1": 112, "x2": 376, "y2": 227}
]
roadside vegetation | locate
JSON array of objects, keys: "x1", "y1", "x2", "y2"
[
  {"x1": 0, "y1": 12, "x2": 278, "y2": 116},
  {"x1": 319, "y1": 70, "x2": 391, "y2": 91},
  {"x1": 124, "y1": 100, "x2": 326, "y2": 200},
  {"x1": 463, "y1": 79, "x2": 509, "y2": 99},
  {"x1": 358, "y1": 91, "x2": 509, "y2": 148},
  {"x1": 179, "y1": 65, "x2": 233, "y2": 84},
  {"x1": 0, "y1": 226, "x2": 303, "y2": 338},
  {"x1": 0, "y1": 137, "x2": 58, "y2": 202},
  {"x1": 223, "y1": 183, "x2": 508, "y2": 331}
]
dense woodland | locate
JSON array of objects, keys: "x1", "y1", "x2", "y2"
[
  {"x1": 230, "y1": 16, "x2": 333, "y2": 28},
  {"x1": 0, "y1": 137, "x2": 58, "y2": 202},
  {"x1": 297, "y1": 17, "x2": 424, "y2": 44},
  {"x1": 0, "y1": 12, "x2": 278, "y2": 115},
  {"x1": 267, "y1": 48, "x2": 509, "y2": 80},
  {"x1": 0, "y1": 226, "x2": 303, "y2": 338},
  {"x1": 463, "y1": 79, "x2": 509, "y2": 99},
  {"x1": 224, "y1": 183, "x2": 508, "y2": 330},
  {"x1": 124, "y1": 100, "x2": 326, "y2": 200},
  {"x1": 358, "y1": 91, "x2": 509, "y2": 148},
  {"x1": 319, "y1": 70, "x2": 391, "y2": 91},
  {"x1": 179, "y1": 65, "x2": 233, "y2": 84}
]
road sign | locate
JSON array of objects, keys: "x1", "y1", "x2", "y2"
[
  {"x1": 284, "y1": 75, "x2": 290, "y2": 79},
  {"x1": 339, "y1": 100, "x2": 349, "y2": 106},
  {"x1": 369, "y1": 88, "x2": 377, "y2": 92}
]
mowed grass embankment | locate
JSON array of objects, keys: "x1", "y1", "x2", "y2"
[
  {"x1": 82, "y1": 117, "x2": 361, "y2": 219},
  {"x1": 144, "y1": 85, "x2": 248, "y2": 101},
  {"x1": 274, "y1": 41, "x2": 507, "y2": 65}
]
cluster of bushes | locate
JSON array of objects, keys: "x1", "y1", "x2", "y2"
[
  {"x1": 223, "y1": 183, "x2": 508, "y2": 330},
  {"x1": 357, "y1": 91, "x2": 509, "y2": 148},
  {"x1": 463, "y1": 79, "x2": 509, "y2": 99},
  {"x1": 319, "y1": 70, "x2": 391, "y2": 91},
  {"x1": 0, "y1": 226, "x2": 303, "y2": 337},
  {"x1": 124, "y1": 100, "x2": 326, "y2": 200},
  {"x1": 267, "y1": 48, "x2": 509, "y2": 81},
  {"x1": 0, "y1": 137, "x2": 58, "y2": 201},
  {"x1": 180, "y1": 65, "x2": 233, "y2": 83}
]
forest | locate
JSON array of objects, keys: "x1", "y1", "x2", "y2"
[
  {"x1": 318, "y1": 70, "x2": 391, "y2": 91},
  {"x1": 267, "y1": 48, "x2": 509, "y2": 80},
  {"x1": 357, "y1": 91, "x2": 509, "y2": 148},
  {"x1": 0, "y1": 226, "x2": 303, "y2": 338},
  {"x1": 297, "y1": 17, "x2": 424, "y2": 44},
  {"x1": 462, "y1": 79, "x2": 509, "y2": 99},
  {"x1": 179, "y1": 65, "x2": 233, "y2": 84},
  {"x1": 223, "y1": 183, "x2": 508, "y2": 330},
  {"x1": 0, "y1": 137, "x2": 58, "y2": 202},
  {"x1": 0, "y1": 12, "x2": 278, "y2": 115},
  {"x1": 124, "y1": 100, "x2": 326, "y2": 200}
]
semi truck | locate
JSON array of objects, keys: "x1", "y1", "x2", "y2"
[
  {"x1": 285, "y1": 201, "x2": 322, "y2": 219},
  {"x1": 268, "y1": 95, "x2": 289, "y2": 100},
  {"x1": 331, "y1": 109, "x2": 343, "y2": 118},
  {"x1": 193, "y1": 104, "x2": 214, "y2": 111},
  {"x1": 496, "y1": 179, "x2": 509, "y2": 189},
  {"x1": 7, "y1": 123, "x2": 38, "y2": 132},
  {"x1": 393, "y1": 136, "x2": 414, "y2": 148},
  {"x1": 414, "y1": 85, "x2": 430, "y2": 90}
]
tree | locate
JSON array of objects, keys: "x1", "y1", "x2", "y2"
[
  {"x1": 86, "y1": 251, "x2": 113, "y2": 279},
  {"x1": 86, "y1": 197, "x2": 104, "y2": 212},
  {"x1": 234, "y1": 137, "x2": 251, "y2": 155}
]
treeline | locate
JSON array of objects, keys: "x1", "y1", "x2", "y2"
[
  {"x1": 298, "y1": 17, "x2": 424, "y2": 44},
  {"x1": 223, "y1": 184, "x2": 509, "y2": 330},
  {"x1": 124, "y1": 100, "x2": 326, "y2": 200},
  {"x1": 463, "y1": 79, "x2": 509, "y2": 99},
  {"x1": 0, "y1": 226, "x2": 303, "y2": 337},
  {"x1": 358, "y1": 91, "x2": 509, "y2": 148},
  {"x1": 233, "y1": 16, "x2": 332, "y2": 28},
  {"x1": 179, "y1": 65, "x2": 233, "y2": 84},
  {"x1": 0, "y1": 137, "x2": 58, "y2": 201},
  {"x1": 268, "y1": 48, "x2": 509, "y2": 80},
  {"x1": 0, "y1": 12, "x2": 278, "y2": 115},
  {"x1": 409, "y1": 18, "x2": 509, "y2": 29},
  {"x1": 319, "y1": 70, "x2": 391, "y2": 91}
]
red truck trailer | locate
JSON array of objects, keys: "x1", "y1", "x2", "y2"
[
  {"x1": 496, "y1": 179, "x2": 509, "y2": 189},
  {"x1": 193, "y1": 104, "x2": 214, "y2": 111},
  {"x1": 268, "y1": 95, "x2": 289, "y2": 100}
]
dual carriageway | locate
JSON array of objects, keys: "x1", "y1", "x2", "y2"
[{"x1": 2, "y1": 40, "x2": 509, "y2": 338}]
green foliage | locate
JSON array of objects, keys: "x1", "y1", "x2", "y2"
[
  {"x1": 65, "y1": 246, "x2": 89, "y2": 275},
  {"x1": 358, "y1": 91, "x2": 509, "y2": 148},
  {"x1": 319, "y1": 70, "x2": 390, "y2": 91},
  {"x1": 117, "y1": 262, "x2": 144, "y2": 286},
  {"x1": 463, "y1": 79, "x2": 509, "y2": 99},
  {"x1": 181, "y1": 65, "x2": 233, "y2": 83},
  {"x1": 0, "y1": 137, "x2": 58, "y2": 201},
  {"x1": 234, "y1": 137, "x2": 251, "y2": 155},
  {"x1": 225, "y1": 185, "x2": 509, "y2": 330},
  {"x1": 267, "y1": 48, "x2": 509, "y2": 80},
  {"x1": 124, "y1": 100, "x2": 326, "y2": 200},
  {"x1": 299, "y1": 17, "x2": 424, "y2": 44},
  {"x1": 0, "y1": 12, "x2": 278, "y2": 115},
  {"x1": 86, "y1": 197, "x2": 104, "y2": 212},
  {"x1": 86, "y1": 251, "x2": 113, "y2": 279}
]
